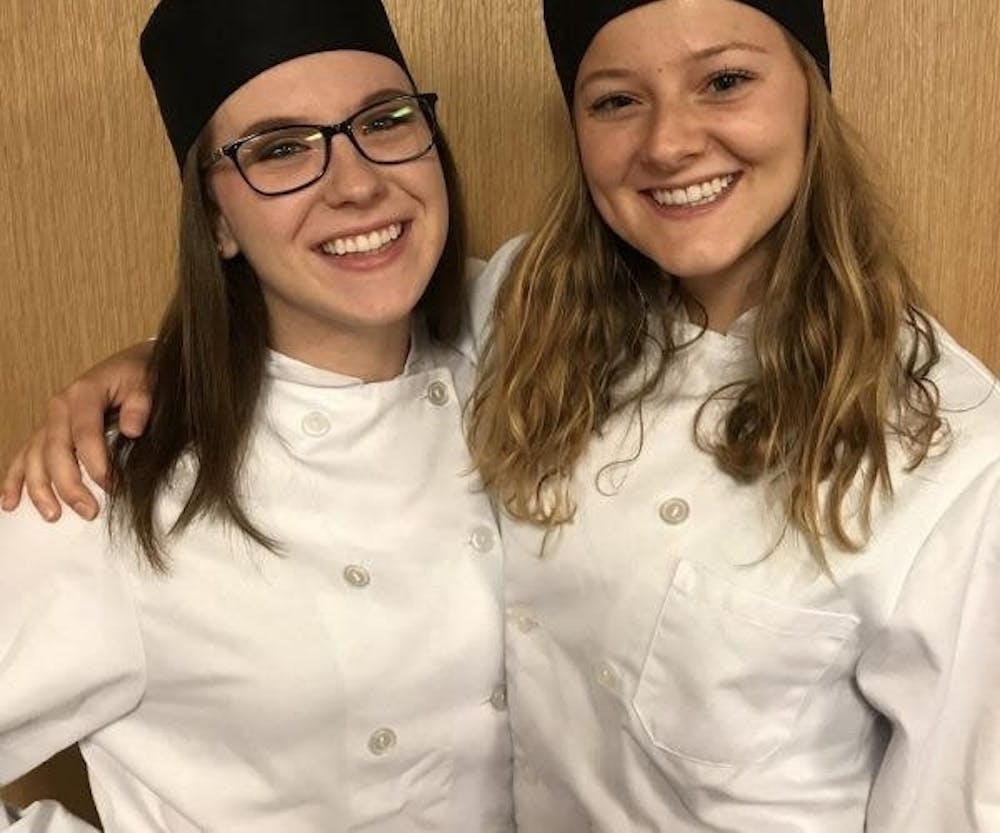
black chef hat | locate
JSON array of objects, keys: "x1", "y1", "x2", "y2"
[
  {"x1": 544, "y1": 0, "x2": 830, "y2": 104},
  {"x1": 141, "y1": 0, "x2": 412, "y2": 167}
]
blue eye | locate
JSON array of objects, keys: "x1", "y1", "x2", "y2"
[
  {"x1": 707, "y1": 70, "x2": 753, "y2": 94},
  {"x1": 588, "y1": 94, "x2": 638, "y2": 115}
]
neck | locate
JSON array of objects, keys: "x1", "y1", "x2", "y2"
[
  {"x1": 269, "y1": 316, "x2": 412, "y2": 381},
  {"x1": 681, "y1": 281, "x2": 757, "y2": 333},
  {"x1": 677, "y1": 241, "x2": 772, "y2": 334}
]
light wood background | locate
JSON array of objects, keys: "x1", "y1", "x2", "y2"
[{"x1": 2, "y1": 0, "x2": 998, "y2": 824}]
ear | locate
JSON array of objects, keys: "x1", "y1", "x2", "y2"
[{"x1": 213, "y1": 211, "x2": 241, "y2": 260}]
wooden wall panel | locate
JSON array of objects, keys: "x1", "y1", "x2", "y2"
[
  {"x1": 1, "y1": 0, "x2": 998, "y2": 823},
  {"x1": 0, "y1": 0, "x2": 172, "y2": 471},
  {"x1": 827, "y1": 0, "x2": 1000, "y2": 373}
]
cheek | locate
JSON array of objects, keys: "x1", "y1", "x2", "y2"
[
  {"x1": 405, "y1": 160, "x2": 450, "y2": 245},
  {"x1": 576, "y1": 123, "x2": 626, "y2": 189},
  {"x1": 578, "y1": 147, "x2": 635, "y2": 237},
  {"x1": 219, "y1": 189, "x2": 306, "y2": 249}
]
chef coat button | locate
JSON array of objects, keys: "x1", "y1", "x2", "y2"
[
  {"x1": 512, "y1": 612, "x2": 539, "y2": 633},
  {"x1": 659, "y1": 497, "x2": 690, "y2": 525},
  {"x1": 507, "y1": 607, "x2": 541, "y2": 633},
  {"x1": 368, "y1": 727, "x2": 397, "y2": 756},
  {"x1": 469, "y1": 525, "x2": 497, "y2": 554},
  {"x1": 426, "y1": 380, "x2": 450, "y2": 407},
  {"x1": 594, "y1": 661, "x2": 621, "y2": 693},
  {"x1": 343, "y1": 565, "x2": 371, "y2": 588},
  {"x1": 301, "y1": 411, "x2": 332, "y2": 437},
  {"x1": 520, "y1": 761, "x2": 540, "y2": 786},
  {"x1": 490, "y1": 685, "x2": 508, "y2": 711}
]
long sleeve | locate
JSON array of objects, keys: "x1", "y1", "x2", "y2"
[
  {"x1": 859, "y1": 460, "x2": 1000, "y2": 831},
  {"x1": 0, "y1": 505, "x2": 146, "y2": 787}
]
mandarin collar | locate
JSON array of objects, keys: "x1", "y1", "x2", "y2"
[
  {"x1": 667, "y1": 302, "x2": 759, "y2": 346},
  {"x1": 264, "y1": 317, "x2": 433, "y2": 388}
]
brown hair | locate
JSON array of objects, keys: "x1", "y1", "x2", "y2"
[
  {"x1": 468, "y1": 47, "x2": 943, "y2": 563},
  {"x1": 110, "y1": 133, "x2": 467, "y2": 570}
]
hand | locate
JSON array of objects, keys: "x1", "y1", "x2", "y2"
[{"x1": 1, "y1": 341, "x2": 155, "y2": 521}]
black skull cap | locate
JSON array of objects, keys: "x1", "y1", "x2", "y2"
[
  {"x1": 543, "y1": 0, "x2": 830, "y2": 104},
  {"x1": 141, "y1": 0, "x2": 411, "y2": 167}
]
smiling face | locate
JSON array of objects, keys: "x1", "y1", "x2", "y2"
[
  {"x1": 205, "y1": 50, "x2": 448, "y2": 377},
  {"x1": 573, "y1": 0, "x2": 809, "y2": 324}
]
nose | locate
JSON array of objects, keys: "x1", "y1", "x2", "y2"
[
  {"x1": 316, "y1": 133, "x2": 385, "y2": 207},
  {"x1": 639, "y1": 100, "x2": 708, "y2": 170}
]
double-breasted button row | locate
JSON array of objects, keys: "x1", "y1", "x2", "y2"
[{"x1": 298, "y1": 380, "x2": 451, "y2": 440}]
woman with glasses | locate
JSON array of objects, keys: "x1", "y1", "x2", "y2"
[
  {"x1": 7, "y1": 0, "x2": 1000, "y2": 831},
  {"x1": 0, "y1": 0, "x2": 512, "y2": 830}
]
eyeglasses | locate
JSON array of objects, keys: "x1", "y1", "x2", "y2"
[{"x1": 203, "y1": 93, "x2": 440, "y2": 196}]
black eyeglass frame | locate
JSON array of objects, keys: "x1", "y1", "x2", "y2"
[{"x1": 203, "y1": 92, "x2": 440, "y2": 197}]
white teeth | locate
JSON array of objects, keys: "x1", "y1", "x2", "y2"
[
  {"x1": 320, "y1": 223, "x2": 403, "y2": 257},
  {"x1": 652, "y1": 175, "x2": 736, "y2": 207}
]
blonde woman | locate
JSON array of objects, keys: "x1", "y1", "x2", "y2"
[
  {"x1": 468, "y1": 0, "x2": 1000, "y2": 829},
  {"x1": 6, "y1": 0, "x2": 1000, "y2": 831}
]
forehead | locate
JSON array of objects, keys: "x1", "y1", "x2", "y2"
[
  {"x1": 581, "y1": 0, "x2": 788, "y2": 70},
  {"x1": 209, "y1": 50, "x2": 412, "y2": 139}
]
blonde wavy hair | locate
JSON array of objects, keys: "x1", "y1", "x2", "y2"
[{"x1": 467, "y1": 44, "x2": 944, "y2": 561}]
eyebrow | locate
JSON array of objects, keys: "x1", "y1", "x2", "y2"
[
  {"x1": 689, "y1": 41, "x2": 769, "y2": 61},
  {"x1": 577, "y1": 41, "x2": 770, "y2": 90},
  {"x1": 235, "y1": 87, "x2": 414, "y2": 138}
]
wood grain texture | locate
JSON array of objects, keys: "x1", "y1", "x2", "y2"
[
  {"x1": 1, "y1": 0, "x2": 998, "y2": 821},
  {"x1": 827, "y1": 0, "x2": 1000, "y2": 372},
  {"x1": 0, "y1": 0, "x2": 173, "y2": 470}
]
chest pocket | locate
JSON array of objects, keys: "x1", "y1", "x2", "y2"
[{"x1": 632, "y1": 559, "x2": 858, "y2": 767}]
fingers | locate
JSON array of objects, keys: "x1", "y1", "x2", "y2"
[
  {"x1": 116, "y1": 390, "x2": 152, "y2": 439},
  {"x1": 1, "y1": 341, "x2": 154, "y2": 523},
  {"x1": 45, "y1": 383, "x2": 106, "y2": 518},
  {"x1": 61, "y1": 391, "x2": 112, "y2": 490},
  {"x1": 1, "y1": 449, "x2": 27, "y2": 512},
  {"x1": 21, "y1": 430, "x2": 63, "y2": 522}
]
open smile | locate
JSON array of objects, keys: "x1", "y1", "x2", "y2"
[
  {"x1": 647, "y1": 173, "x2": 741, "y2": 210},
  {"x1": 318, "y1": 221, "x2": 406, "y2": 258}
]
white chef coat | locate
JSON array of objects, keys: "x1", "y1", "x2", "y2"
[
  {"x1": 0, "y1": 319, "x2": 513, "y2": 833},
  {"x1": 2, "y1": 802, "x2": 97, "y2": 832},
  {"x1": 478, "y1": 238, "x2": 1000, "y2": 832}
]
